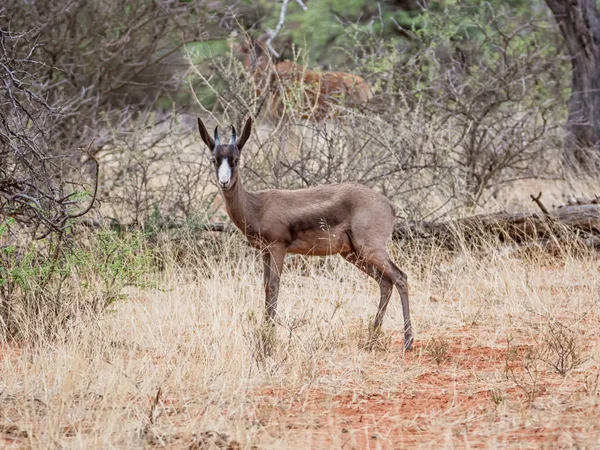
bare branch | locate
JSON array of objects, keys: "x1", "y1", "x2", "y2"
[
  {"x1": 531, "y1": 192, "x2": 551, "y2": 217},
  {"x1": 265, "y1": 0, "x2": 307, "y2": 58}
]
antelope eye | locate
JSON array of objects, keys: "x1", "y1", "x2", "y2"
[
  {"x1": 211, "y1": 157, "x2": 216, "y2": 165},
  {"x1": 234, "y1": 157, "x2": 239, "y2": 164}
]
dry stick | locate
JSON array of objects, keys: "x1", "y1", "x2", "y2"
[
  {"x1": 593, "y1": 367, "x2": 600, "y2": 396},
  {"x1": 265, "y1": 0, "x2": 307, "y2": 58},
  {"x1": 530, "y1": 191, "x2": 550, "y2": 216},
  {"x1": 143, "y1": 387, "x2": 162, "y2": 439},
  {"x1": 530, "y1": 191, "x2": 563, "y2": 248}
]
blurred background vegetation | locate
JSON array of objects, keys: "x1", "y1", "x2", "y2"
[{"x1": 185, "y1": 0, "x2": 567, "y2": 109}]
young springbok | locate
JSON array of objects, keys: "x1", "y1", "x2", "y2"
[
  {"x1": 197, "y1": 117, "x2": 413, "y2": 350},
  {"x1": 237, "y1": 35, "x2": 373, "y2": 123}
]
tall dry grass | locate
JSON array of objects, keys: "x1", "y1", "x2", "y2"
[{"x1": 1, "y1": 230, "x2": 599, "y2": 448}]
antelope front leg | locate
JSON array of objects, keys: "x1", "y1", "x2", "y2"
[
  {"x1": 263, "y1": 243, "x2": 287, "y2": 324},
  {"x1": 262, "y1": 251, "x2": 271, "y2": 297}
]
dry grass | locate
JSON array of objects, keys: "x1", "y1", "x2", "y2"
[{"x1": 1, "y1": 232, "x2": 599, "y2": 449}]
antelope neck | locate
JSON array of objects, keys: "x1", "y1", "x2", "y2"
[{"x1": 221, "y1": 176, "x2": 259, "y2": 234}]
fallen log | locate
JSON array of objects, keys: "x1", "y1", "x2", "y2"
[{"x1": 393, "y1": 203, "x2": 600, "y2": 249}]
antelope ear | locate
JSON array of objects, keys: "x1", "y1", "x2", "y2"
[
  {"x1": 197, "y1": 117, "x2": 215, "y2": 150},
  {"x1": 236, "y1": 117, "x2": 252, "y2": 151}
]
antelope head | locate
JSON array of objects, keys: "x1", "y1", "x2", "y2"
[{"x1": 197, "y1": 117, "x2": 252, "y2": 190}]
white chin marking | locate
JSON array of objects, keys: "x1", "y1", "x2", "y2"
[{"x1": 218, "y1": 159, "x2": 231, "y2": 185}]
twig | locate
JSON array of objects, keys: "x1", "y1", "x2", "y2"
[
  {"x1": 530, "y1": 192, "x2": 550, "y2": 217},
  {"x1": 294, "y1": 0, "x2": 307, "y2": 11},
  {"x1": 593, "y1": 367, "x2": 600, "y2": 396},
  {"x1": 67, "y1": 140, "x2": 99, "y2": 220},
  {"x1": 265, "y1": 0, "x2": 307, "y2": 58},
  {"x1": 142, "y1": 387, "x2": 162, "y2": 439},
  {"x1": 265, "y1": 0, "x2": 289, "y2": 58}
]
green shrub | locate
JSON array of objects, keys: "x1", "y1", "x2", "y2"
[{"x1": 0, "y1": 223, "x2": 152, "y2": 343}]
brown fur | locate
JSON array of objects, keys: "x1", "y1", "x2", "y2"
[
  {"x1": 197, "y1": 117, "x2": 413, "y2": 350},
  {"x1": 237, "y1": 36, "x2": 373, "y2": 122}
]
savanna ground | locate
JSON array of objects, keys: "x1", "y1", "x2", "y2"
[{"x1": 1, "y1": 214, "x2": 599, "y2": 449}]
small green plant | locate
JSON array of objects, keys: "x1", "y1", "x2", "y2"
[{"x1": 74, "y1": 229, "x2": 153, "y2": 309}]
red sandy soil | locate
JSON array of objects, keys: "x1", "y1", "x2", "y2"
[{"x1": 248, "y1": 335, "x2": 599, "y2": 449}]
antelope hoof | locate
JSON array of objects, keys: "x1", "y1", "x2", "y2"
[{"x1": 403, "y1": 334, "x2": 414, "y2": 351}]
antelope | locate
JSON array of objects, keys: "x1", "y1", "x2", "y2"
[
  {"x1": 237, "y1": 35, "x2": 373, "y2": 123},
  {"x1": 197, "y1": 116, "x2": 413, "y2": 350}
]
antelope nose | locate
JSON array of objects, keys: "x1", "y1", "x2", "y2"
[{"x1": 217, "y1": 160, "x2": 232, "y2": 187}]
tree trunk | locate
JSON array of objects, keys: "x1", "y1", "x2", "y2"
[{"x1": 544, "y1": 0, "x2": 600, "y2": 171}]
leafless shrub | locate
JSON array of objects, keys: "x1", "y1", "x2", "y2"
[
  {"x1": 0, "y1": 22, "x2": 98, "y2": 239},
  {"x1": 503, "y1": 320, "x2": 586, "y2": 408},
  {"x1": 1, "y1": 0, "x2": 212, "y2": 235},
  {"x1": 3, "y1": 0, "x2": 204, "y2": 114},
  {"x1": 539, "y1": 322, "x2": 586, "y2": 376},
  {"x1": 504, "y1": 338, "x2": 543, "y2": 407},
  {"x1": 95, "y1": 114, "x2": 219, "y2": 225}
]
